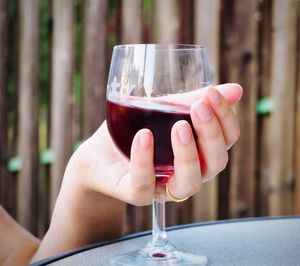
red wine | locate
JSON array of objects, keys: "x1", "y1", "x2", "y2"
[{"x1": 107, "y1": 98, "x2": 198, "y2": 177}]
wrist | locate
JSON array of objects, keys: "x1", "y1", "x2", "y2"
[
  {"x1": 35, "y1": 150, "x2": 125, "y2": 260},
  {"x1": 56, "y1": 153, "x2": 126, "y2": 238}
]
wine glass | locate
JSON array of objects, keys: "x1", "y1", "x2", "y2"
[{"x1": 106, "y1": 44, "x2": 211, "y2": 265}]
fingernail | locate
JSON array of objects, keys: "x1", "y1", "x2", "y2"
[
  {"x1": 177, "y1": 122, "x2": 192, "y2": 145},
  {"x1": 207, "y1": 88, "x2": 221, "y2": 106},
  {"x1": 139, "y1": 130, "x2": 151, "y2": 149},
  {"x1": 195, "y1": 101, "x2": 212, "y2": 122}
]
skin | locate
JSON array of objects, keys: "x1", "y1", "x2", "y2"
[
  {"x1": 0, "y1": 206, "x2": 40, "y2": 266},
  {"x1": 0, "y1": 83, "x2": 242, "y2": 265}
]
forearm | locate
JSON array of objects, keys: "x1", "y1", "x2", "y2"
[
  {"x1": 0, "y1": 205, "x2": 40, "y2": 266},
  {"x1": 31, "y1": 157, "x2": 126, "y2": 262}
]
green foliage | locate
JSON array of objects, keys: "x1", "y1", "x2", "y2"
[
  {"x1": 73, "y1": 72, "x2": 82, "y2": 103},
  {"x1": 143, "y1": 0, "x2": 152, "y2": 26},
  {"x1": 256, "y1": 97, "x2": 273, "y2": 115},
  {"x1": 40, "y1": 149, "x2": 54, "y2": 165},
  {"x1": 7, "y1": 156, "x2": 22, "y2": 173}
]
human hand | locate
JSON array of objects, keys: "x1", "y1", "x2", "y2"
[
  {"x1": 72, "y1": 83, "x2": 243, "y2": 205},
  {"x1": 33, "y1": 83, "x2": 242, "y2": 260}
]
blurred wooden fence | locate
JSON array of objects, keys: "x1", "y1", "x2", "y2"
[{"x1": 0, "y1": 0, "x2": 300, "y2": 237}]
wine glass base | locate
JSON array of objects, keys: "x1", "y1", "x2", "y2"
[{"x1": 111, "y1": 241, "x2": 207, "y2": 266}]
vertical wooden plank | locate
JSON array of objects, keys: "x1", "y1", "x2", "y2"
[
  {"x1": 37, "y1": 0, "x2": 52, "y2": 237},
  {"x1": 295, "y1": 0, "x2": 300, "y2": 215},
  {"x1": 268, "y1": 0, "x2": 297, "y2": 216},
  {"x1": 118, "y1": 0, "x2": 151, "y2": 233},
  {"x1": 217, "y1": 0, "x2": 231, "y2": 220},
  {"x1": 220, "y1": 0, "x2": 258, "y2": 218},
  {"x1": 125, "y1": 205, "x2": 151, "y2": 234},
  {"x1": 82, "y1": 0, "x2": 107, "y2": 138},
  {"x1": 71, "y1": 1, "x2": 81, "y2": 148},
  {"x1": 121, "y1": 0, "x2": 143, "y2": 44},
  {"x1": 0, "y1": 0, "x2": 9, "y2": 208},
  {"x1": 153, "y1": 0, "x2": 180, "y2": 44},
  {"x1": 6, "y1": 0, "x2": 18, "y2": 219},
  {"x1": 17, "y1": 0, "x2": 39, "y2": 233},
  {"x1": 256, "y1": 0, "x2": 273, "y2": 216},
  {"x1": 219, "y1": 2, "x2": 233, "y2": 219},
  {"x1": 219, "y1": 3, "x2": 234, "y2": 220},
  {"x1": 193, "y1": 0, "x2": 220, "y2": 222},
  {"x1": 50, "y1": 0, "x2": 74, "y2": 211},
  {"x1": 194, "y1": 0, "x2": 220, "y2": 83},
  {"x1": 179, "y1": 0, "x2": 193, "y2": 44}
]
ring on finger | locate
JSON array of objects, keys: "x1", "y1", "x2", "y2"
[{"x1": 165, "y1": 185, "x2": 190, "y2": 203}]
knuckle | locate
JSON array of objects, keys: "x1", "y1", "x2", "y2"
[
  {"x1": 127, "y1": 197, "x2": 149, "y2": 206},
  {"x1": 227, "y1": 125, "x2": 241, "y2": 148},
  {"x1": 232, "y1": 129, "x2": 240, "y2": 144},
  {"x1": 134, "y1": 201, "x2": 150, "y2": 207},
  {"x1": 127, "y1": 189, "x2": 152, "y2": 206},
  {"x1": 174, "y1": 155, "x2": 199, "y2": 165},
  {"x1": 202, "y1": 123, "x2": 221, "y2": 139},
  {"x1": 218, "y1": 103, "x2": 232, "y2": 119},
  {"x1": 132, "y1": 181, "x2": 153, "y2": 193},
  {"x1": 190, "y1": 180, "x2": 202, "y2": 194},
  {"x1": 132, "y1": 158, "x2": 151, "y2": 169},
  {"x1": 174, "y1": 179, "x2": 201, "y2": 198},
  {"x1": 173, "y1": 165, "x2": 202, "y2": 196},
  {"x1": 205, "y1": 152, "x2": 228, "y2": 178},
  {"x1": 218, "y1": 152, "x2": 229, "y2": 171}
]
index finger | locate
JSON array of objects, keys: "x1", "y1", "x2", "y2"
[{"x1": 159, "y1": 83, "x2": 243, "y2": 106}]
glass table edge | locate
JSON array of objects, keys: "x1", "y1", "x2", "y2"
[{"x1": 30, "y1": 215, "x2": 300, "y2": 266}]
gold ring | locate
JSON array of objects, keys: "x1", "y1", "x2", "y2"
[{"x1": 165, "y1": 185, "x2": 190, "y2": 203}]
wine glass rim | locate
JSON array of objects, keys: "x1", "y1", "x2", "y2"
[{"x1": 114, "y1": 44, "x2": 207, "y2": 51}]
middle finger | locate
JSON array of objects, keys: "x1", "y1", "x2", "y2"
[
  {"x1": 205, "y1": 87, "x2": 241, "y2": 149},
  {"x1": 190, "y1": 100, "x2": 228, "y2": 182}
]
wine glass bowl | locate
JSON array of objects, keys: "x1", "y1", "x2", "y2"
[{"x1": 106, "y1": 44, "x2": 211, "y2": 265}]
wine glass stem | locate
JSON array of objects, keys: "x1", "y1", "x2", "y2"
[{"x1": 152, "y1": 196, "x2": 167, "y2": 246}]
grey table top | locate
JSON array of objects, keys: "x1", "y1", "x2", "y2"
[{"x1": 32, "y1": 216, "x2": 300, "y2": 266}]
